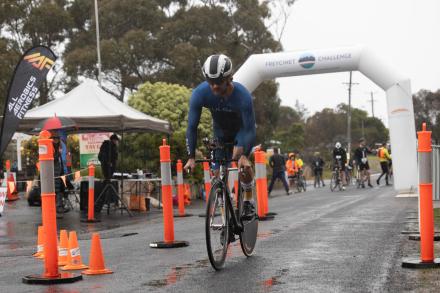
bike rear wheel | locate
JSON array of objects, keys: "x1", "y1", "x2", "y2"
[
  {"x1": 205, "y1": 180, "x2": 229, "y2": 270},
  {"x1": 301, "y1": 176, "x2": 307, "y2": 192}
]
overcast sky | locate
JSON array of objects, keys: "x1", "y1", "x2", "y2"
[{"x1": 274, "y1": 0, "x2": 440, "y2": 126}]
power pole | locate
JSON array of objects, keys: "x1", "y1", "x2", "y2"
[
  {"x1": 94, "y1": 0, "x2": 102, "y2": 84},
  {"x1": 342, "y1": 71, "x2": 359, "y2": 159},
  {"x1": 367, "y1": 91, "x2": 378, "y2": 118}
]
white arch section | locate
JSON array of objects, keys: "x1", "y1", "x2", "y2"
[{"x1": 234, "y1": 45, "x2": 417, "y2": 193}]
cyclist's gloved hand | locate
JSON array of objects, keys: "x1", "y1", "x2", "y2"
[{"x1": 184, "y1": 158, "x2": 196, "y2": 173}]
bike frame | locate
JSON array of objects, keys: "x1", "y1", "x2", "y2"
[
  {"x1": 197, "y1": 151, "x2": 243, "y2": 235},
  {"x1": 221, "y1": 164, "x2": 243, "y2": 234}
]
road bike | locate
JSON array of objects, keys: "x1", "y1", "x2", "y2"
[
  {"x1": 294, "y1": 169, "x2": 307, "y2": 193},
  {"x1": 198, "y1": 139, "x2": 258, "y2": 270},
  {"x1": 345, "y1": 164, "x2": 353, "y2": 186},
  {"x1": 354, "y1": 164, "x2": 365, "y2": 188},
  {"x1": 330, "y1": 163, "x2": 344, "y2": 192}
]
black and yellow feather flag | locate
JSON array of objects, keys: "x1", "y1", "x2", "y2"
[{"x1": 0, "y1": 46, "x2": 57, "y2": 156}]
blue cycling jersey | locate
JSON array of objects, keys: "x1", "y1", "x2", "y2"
[{"x1": 186, "y1": 81, "x2": 256, "y2": 158}]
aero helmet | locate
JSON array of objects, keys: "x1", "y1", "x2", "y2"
[{"x1": 202, "y1": 54, "x2": 233, "y2": 83}]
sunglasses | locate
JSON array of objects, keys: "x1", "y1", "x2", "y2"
[{"x1": 207, "y1": 78, "x2": 227, "y2": 86}]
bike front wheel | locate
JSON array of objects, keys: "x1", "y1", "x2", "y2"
[
  {"x1": 205, "y1": 180, "x2": 229, "y2": 270},
  {"x1": 238, "y1": 186, "x2": 258, "y2": 257}
]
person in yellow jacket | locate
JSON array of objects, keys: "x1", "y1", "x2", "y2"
[
  {"x1": 376, "y1": 143, "x2": 392, "y2": 186},
  {"x1": 286, "y1": 152, "x2": 304, "y2": 188},
  {"x1": 295, "y1": 154, "x2": 304, "y2": 171}
]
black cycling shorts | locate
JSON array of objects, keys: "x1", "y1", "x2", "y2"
[{"x1": 359, "y1": 162, "x2": 370, "y2": 171}]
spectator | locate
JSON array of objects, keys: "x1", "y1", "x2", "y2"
[
  {"x1": 286, "y1": 152, "x2": 298, "y2": 190},
  {"x1": 51, "y1": 131, "x2": 68, "y2": 217},
  {"x1": 268, "y1": 148, "x2": 291, "y2": 196},
  {"x1": 98, "y1": 134, "x2": 120, "y2": 181},
  {"x1": 312, "y1": 152, "x2": 325, "y2": 187},
  {"x1": 353, "y1": 138, "x2": 373, "y2": 188},
  {"x1": 376, "y1": 142, "x2": 392, "y2": 186}
]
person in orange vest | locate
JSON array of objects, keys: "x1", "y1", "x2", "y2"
[
  {"x1": 286, "y1": 152, "x2": 298, "y2": 190},
  {"x1": 376, "y1": 142, "x2": 392, "y2": 186}
]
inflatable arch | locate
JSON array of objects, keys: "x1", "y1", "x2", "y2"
[{"x1": 234, "y1": 45, "x2": 417, "y2": 193}]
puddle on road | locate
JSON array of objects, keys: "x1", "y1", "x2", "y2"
[
  {"x1": 143, "y1": 259, "x2": 210, "y2": 288},
  {"x1": 0, "y1": 221, "x2": 20, "y2": 250},
  {"x1": 261, "y1": 268, "x2": 289, "y2": 291}
]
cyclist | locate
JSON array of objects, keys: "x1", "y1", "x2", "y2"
[
  {"x1": 376, "y1": 142, "x2": 392, "y2": 186},
  {"x1": 353, "y1": 138, "x2": 373, "y2": 188},
  {"x1": 184, "y1": 54, "x2": 256, "y2": 220},
  {"x1": 332, "y1": 142, "x2": 347, "y2": 190}
]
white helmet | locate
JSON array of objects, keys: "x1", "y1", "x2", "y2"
[
  {"x1": 335, "y1": 142, "x2": 341, "y2": 149},
  {"x1": 202, "y1": 54, "x2": 233, "y2": 83}
]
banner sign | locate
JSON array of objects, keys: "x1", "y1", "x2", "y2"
[
  {"x1": 79, "y1": 133, "x2": 110, "y2": 168},
  {"x1": 0, "y1": 187, "x2": 6, "y2": 214},
  {"x1": 0, "y1": 46, "x2": 57, "y2": 156}
]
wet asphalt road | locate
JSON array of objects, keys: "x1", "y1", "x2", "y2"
[{"x1": 0, "y1": 180, "x2": 423, "y2": 292}]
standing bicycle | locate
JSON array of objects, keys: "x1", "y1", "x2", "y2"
[
  {"x1": 184, "y1": 54, "x2": 258, "y2": 269},
  {"x1": 295, "y1": 168, "x2": 307, "y2": 193},
  {"x1": 330, "y1": 162, "x2": 344, "y2": 192}
]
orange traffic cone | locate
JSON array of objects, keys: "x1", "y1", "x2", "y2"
[
  {"x1": 82, "y1": 233, "x2": 113, "y2": 275},
  {"x1": 58, "y1": 230, "x2": 69, "y2": 266},
  {"x1": 6, "y1": 173, "x2": 18, "y2": 201},
  {"x1": 33, "y1": 226, "x2": 45, "y2": 259},
  {"x1": 61, "y1": 231, "x2": 88, "y2": 270}
]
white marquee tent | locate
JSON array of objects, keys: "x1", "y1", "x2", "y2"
[{"x1": 17, "y1": 79, "x2": 171, "y2": 134}]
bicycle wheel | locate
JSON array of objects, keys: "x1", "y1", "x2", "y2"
[
  {"x1": 330, "y1": 173, "x2": 338, "y2": 192},
  {"x1": 302, "y1": 176, "x2": 307, "y2": 192},
  {"x1": 206, "y1": 180, "x2": 229, "y2": 270},
  {"x1": 238, "y1": 185, "x2": 258, "y2": 257},
  {"x1": 296, "y1": 177, "x2": 302, "y2": 193}
]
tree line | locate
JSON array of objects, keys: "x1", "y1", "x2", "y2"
[{"x1": 1, "y1": 0, "x2": 437, "y2": 177}]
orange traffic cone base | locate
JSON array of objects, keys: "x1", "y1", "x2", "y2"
[
  {"x1": 82, "y1": 268, "x2": 113, "y2": 275},
  {"x1": 22, "y1": 272, "x2": 82, "y2": 284}
]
